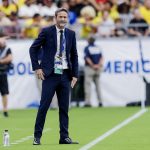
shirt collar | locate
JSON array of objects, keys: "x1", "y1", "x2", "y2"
[{"x1": 55, "y1": 25, "x2": 65, "y2": 34}]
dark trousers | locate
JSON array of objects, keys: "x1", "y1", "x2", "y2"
[{"x1": 34, "y1": 70, "x2": 71, "y2": 139}]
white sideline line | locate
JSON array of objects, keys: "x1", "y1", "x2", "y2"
[
  {"x1": 11, "y1": 128, "x2": 51, "y2": 145},
  {"x1": 79, "y1": 109, "x2": 148, "y2": 150}
]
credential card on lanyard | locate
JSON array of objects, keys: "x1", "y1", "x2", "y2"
[{"x1": 54, "y1": 57, "x2": 63, "y2": 74}]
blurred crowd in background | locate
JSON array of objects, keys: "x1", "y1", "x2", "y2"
[{"x1": 0, "y1": 0, "x2": 150, "y2": 39}]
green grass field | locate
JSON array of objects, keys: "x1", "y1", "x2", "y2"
[{"x1": 0, "y1": 107, "x2": 150, "y2": 150}]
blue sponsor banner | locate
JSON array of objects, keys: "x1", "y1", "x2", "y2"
[
  {"x1": 8, "y1": 62, "x2": 34, "y2": 76},
  {"x1": 104, "y1": 60, "x2": 150, "y2": 74},
  {"x1": 7, "y1": 59, "x2": 150, "y2": 76}
]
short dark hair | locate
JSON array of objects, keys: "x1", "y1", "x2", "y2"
[
  {"x1": 33, "y1": 13, "x2": 40, "y2": 18},
  {"x1": 55, "y1": 8, "x2": 68, "y2": 17},
  {"x1": 88, "y1": 36, "x2": 95, "y2": 45}
]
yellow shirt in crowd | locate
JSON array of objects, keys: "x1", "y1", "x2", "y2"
[
  {"x1": 79, "y1": 17, "x2": 101, "y2": 38},
  {"x1": 139, "y1": 6, "x2": 150, "y2": 24},
  {"x1": 98, "y1": 5, "x2": 119, "y2": 21},
  {"x1": 24, "y1": 19, "x2": 47, "y2": 38},
  {"x1": 0, "y1": 3, "x2": 17, "y2": 16}
]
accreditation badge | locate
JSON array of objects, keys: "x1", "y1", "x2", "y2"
[{"x1": 54, "y1": 56, "x2": 63, "y2": 74}]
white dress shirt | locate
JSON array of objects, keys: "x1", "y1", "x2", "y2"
[{"x1": 55, "y1": 26, "x2": 68, "y2": 69}]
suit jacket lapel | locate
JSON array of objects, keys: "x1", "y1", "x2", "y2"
[
  {"x1": 49, "y1": 25, "x2": 57, "y2": 44},
  {"x1": 65, "y1": 28, "x2": 69, "y2": 54},
  {"x1": 53, "y1": 26, "x2": 57, "y2": 50}
]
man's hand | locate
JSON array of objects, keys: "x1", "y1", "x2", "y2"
[
  {"x1": 93, "y1": 64, "x2": 103, "y2": 70},
  {"x1": 35, "y1": 69, "x2": 45, "y2": 80},
  {"x1": 0, "y1": 59, "x2": 4, "y2": 64},
  {"x1": 93, "y1": 64, "x2": 100, "y2": 70},
  {"x1": 71, "y1": 77, "x2": 77, "y2": 88}
]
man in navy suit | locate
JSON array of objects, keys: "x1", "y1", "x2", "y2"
[{"x1": 29, "y1": 8, "x2": 79, "y2": 145}]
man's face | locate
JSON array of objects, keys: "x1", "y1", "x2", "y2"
[
  {"x1": 69, "y1": 0, "x2": 76, "y2": 6},
  {"x1": 103, "y1": 11, "x2": 109, "y2": 20},
  {"x1": 25, "y1": 0, "x2": 32, "y2": 6},
  {"x1": 34, "y1": 16, "x2": 41, "y2": 22},
  {"x1": 145, "y1": 0, "x2": 150, "y2": 9},
  {"x1": 134, "y1": 10, "x2": 141, "y2": 20},
  {"x1": 2, "y1": 0, "x2": 9, "y2": 6},
  {"x1": 55, "y1": 11, "x2": 68, "y2": 29},
  {"x1": 0, "y1": 38, "x2": 6, "y2": 48}
]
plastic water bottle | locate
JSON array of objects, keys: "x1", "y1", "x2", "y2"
[{"x1": 3, "y1": 130, "x2": 10, "y2": 146}]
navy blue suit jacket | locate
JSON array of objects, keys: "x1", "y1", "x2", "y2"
[{"x1": 29, "y1": 25, "x2": 78, "y2": 78}]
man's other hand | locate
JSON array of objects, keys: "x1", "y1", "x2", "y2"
[
  {"x1": 35, "y1": 69, "x2": 45, "y2": 80},
  {"x1": 71, "y1": 77, "x2": 77, "y2": 88}
]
